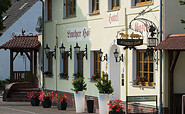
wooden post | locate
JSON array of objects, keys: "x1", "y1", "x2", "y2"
[
  {"x1": 34, "y1": 50, "x2": 37, "y2": 87},
  {"x1": 30, "y1": 50, "x2": 33, "y2": 82},
  {"x1": 10, "y1": 50, "x2": 13, "y2": 82}
]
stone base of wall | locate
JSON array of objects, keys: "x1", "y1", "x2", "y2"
[{"x1": 46, "y1": 89, "x2": 168, "y2": 114}]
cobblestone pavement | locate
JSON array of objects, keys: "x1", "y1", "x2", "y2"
[{"x1": 0, "y1": 97, "x2": 98, "y2": 114}]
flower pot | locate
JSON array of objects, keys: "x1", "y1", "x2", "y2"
[
  {"x1": 74, "y1": 91, "x2": 85, "y2": 113},
  {"x1": 57, "y1": 102, "x2": 67, "y2": 110},
  {"x1": 99, "y1": 93, "x2": 110, "y2": 114},
  {"x1": 30, "y1": 98, "x2": 40, "y2": 106},
  {"x1": 42, "y1": 100, "x2": 52, "y2": 108},
  {"x1": 87, "y1": 100, "x2": 94, "y2": 113},
  {"x1": 109, "y1": 110, "x2": 124, "y2": 114}
]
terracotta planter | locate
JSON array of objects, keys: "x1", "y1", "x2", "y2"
[
  {"x1": 42, "y1": 100, "x2": 52, "y2": 108},
  {"x1": 98, "y1": 93, "x2": 110, "y2": 114},
  {"x1": 57, "y1": 102, "x2": 67, "y2": 110},
  {"x1": 30, "y1": 98, "x2": 40, "y2": 106},
  {"x1": 74, "y1": 91, "x2": 85, "y2": 113}
]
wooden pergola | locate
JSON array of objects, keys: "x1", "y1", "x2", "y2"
[
  {"x1": 0, "y1": 33, "x2": 41, "y2": 87},
  {"x1": 154, "y1": 34, "x2": 185, "y2": 114}
]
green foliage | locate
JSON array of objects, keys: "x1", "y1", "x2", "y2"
[
  {"x1": 0, "y1": 0, "x2": 11, "y2": 35},
  {"x1": 71, "y1": 77, "x2": 87, "y2": 93},
  {"x1": 95, "y1": 76, "x2": 114, "y2": 94}
]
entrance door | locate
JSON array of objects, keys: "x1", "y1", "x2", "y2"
[{"x1": 108, "y1": 44, "x2": 120, "y2": 100}]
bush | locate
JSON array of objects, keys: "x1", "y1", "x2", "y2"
[{"x1": 71, "y1": 77, "x2": 87, "y2": 93}]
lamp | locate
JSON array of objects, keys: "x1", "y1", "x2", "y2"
[
  {"x1": 59, "y1": 43, "x2": 72, "y2": 59},
  {"x1": 148, "y1": 37, "x2": 157, "y2": 47},
  {"x1": 74, "y1": 43, "x2": 88, "y2": 60},
  {"x1": 99, "y1": 49, "x2": 107, "y2": 62},
  {"x1": 113, "y1": 49, "x2": 123, "y2": 62},
  {"x1": 44, "y1": 44, "x2": 56, "y2": 59}
]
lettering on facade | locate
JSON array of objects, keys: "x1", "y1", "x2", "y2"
[
  {"x1": 67, "y1": 27, "x2": 91, "y2": 41},
  {"x1": 134, "y1": 22, "x2": 152, "y2": 33},
  {"x1": 108, "y1": 12, "x2": 119, "y2": 25}
]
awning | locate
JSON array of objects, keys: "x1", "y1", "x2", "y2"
[
  {"x1": 0, "y1": 34, "x2": 41, "y2": 50},
  {"x1": 154, "y1": 34, "x2": 185, "y2": 50}
]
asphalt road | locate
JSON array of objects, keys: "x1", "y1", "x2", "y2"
[{"x1": 0, "y1": 97, "x2": 98, "y2": 114}]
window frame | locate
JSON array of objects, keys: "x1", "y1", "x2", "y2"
[
  {"x1": 47, "y1": 0, "x2": 52, "y2": 21},
  {"x1": 92, "y1": 0, "x2": 99, "y2": 13},
  {"x1": 94, "y1": 51, "x2": 101, "y2": 74},
  {"x1": 66, "y1": 0, "x2": 76, "y2": 18},
  {"x1": 63, "y1": 52, "x2": 69, "y2": 74},
  {"x1": 136, "y1": 50, "x2": 154, "y2": 86},
  {"x1": 77, "y1": 52, "x2": 84, "y2": 77},
  {"x1": 112, "y1": 0, "x2": 120, "y2": 10},
  {"x1": 48, "y1": 52, "x2": 53, "y2": 74},
  {"x1": 135, "y1": 0, "x2": 152, "y2": 6}
]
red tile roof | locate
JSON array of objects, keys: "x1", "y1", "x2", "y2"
[
  {"x1": 154, "y1": 34, "x2": 185, "y2": 50},
  {"x1": 0, "y1": 34, "x2": 41, "y2": 50}
]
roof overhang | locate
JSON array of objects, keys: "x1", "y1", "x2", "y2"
[{"x1": 154, "y1": 34, "x2": 185, "y2": 51}]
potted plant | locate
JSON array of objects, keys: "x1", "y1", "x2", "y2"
[
  {"x1": 53, "y1": 93, "x2": 69, "y2": 110},
  {"x1": 91, "y1": 72, "x2": 100, "y2": 82},
  {"x1": 73, "y1": 71, "x2": 82, "y2": 79},
  {"x1": 108, "y1": 99, "x2": 124, "y2": 114},
  {"x1": 59, "y1": 72, "x2": 68, "y2": 79},
  {"x1": 133, "y1": 76, "x2": 148, "y2": 86},
  {"x1": 27, "y1": 91, "x2": 40, "y2": 106},
  {"x1": 95, "y1": 76, "x2": 114, "y2": 114},
  {"x1": 38, "y1": 91, "x2": 53, "y2": 108},
  {"x1": 43, "y1": 71, "x2": 52, "y2": 77},
  {"x1": 71, "y1": 77, "x2": 87, "y2": 113}
]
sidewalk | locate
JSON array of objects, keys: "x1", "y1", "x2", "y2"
[{"x1": 0, "y1": 97, "x2": 98, "y2": 114}]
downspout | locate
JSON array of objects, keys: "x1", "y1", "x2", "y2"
[
  {"x1": 40, "y1": 0, "x2": 45, "y2": 91},
  {"x1": 159, "y1": 0, "x2": 163, "y2": 113}
]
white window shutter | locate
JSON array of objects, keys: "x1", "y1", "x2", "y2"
[
  {"x1": 63, "y1": 0, "x2": 66, "y2": 18},
  {"x1": 44, "y1": 54, "x2": 48, "y2": 72},
  {"x1": 60, "y1": 53, "x2": 63, "y2": 73},
  {"x1": 108, "y1": 0, "x2": 112, "y2": 11},
  {"x1": 89, "y1": 0, "x2": 92, "y2": 14}
]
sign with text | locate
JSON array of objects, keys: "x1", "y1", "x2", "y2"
[
  {"x1": 67, "y1": 27, "x2": 91, "y2": 42},
  {"x1": 127, "y1": 96, "x2": 157, "y2": 102},
  {"x1": 108, "y1": 12, "x2": 119, "y2": 25}
]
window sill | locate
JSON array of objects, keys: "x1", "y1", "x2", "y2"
[
  {"x1": 63, "y1": 15, "x2": 76, "y2": 19},
  {"x1": 132, "y1": 84, "x2": 155, "y2": 88},
  {"x1": 45, "y1": 75, "x2": 53, "y2": 78},
  {"x1": 59, "y1": 77, "x2": 69, "y2": 80},
  {"x1": 88, "y1": 12, "x2": 100, "y2": 16},
  {"x1": 89, "y1": 80, "x2": 98, "y2": 83},
  {"x1": 131, "y1": 3, "x2": 153, "y2": 8},
  {"x1": 44, "y1": 20, "x2": 52, "y2": 23},
  {"x1": 107, "y1": 9, "x2": 120, "y2": 12}
]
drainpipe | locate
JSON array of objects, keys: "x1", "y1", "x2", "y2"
[
  {"x1": 39, "y1": 0, "x2": 45, "y2": 91},
  {"x1": 159, "y1": 0, "x2": 163, "y2": 113}
]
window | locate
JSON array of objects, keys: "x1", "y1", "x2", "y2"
[
  {"x1": 47, "y1": 0, "x2": 52, "y2": 20},
  {"x1": 48, "y1": 52, "x2": 53, "y2": 73},
  {"x1": 77, "y1": 52, "x2": 84, "y2": 77},
  {"x1": 137, "y1": 50, "x2": 154, "y2": 86},
  {"x1": 92, "y1": 0, "x2": 99, "y2": 13},
  {"x1": 135, "y1": 0, "x2": 152, "y2": 6},
  {"x1": 112, "y1": 0, "x2": 120, "y2": 10},
  {"x1": 66, "y1": 0, "x2": 76, "y2": 17},
  {"x1": 63, "y1": 52, "x2": 69, "y2": 74},
  {"x1": 94, "y1": 51, "x2": 101, "y2": 74}
]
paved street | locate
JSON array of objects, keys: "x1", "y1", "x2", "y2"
[{"x1": 0, "y1": 97, "x2": 98, "y2": 114}]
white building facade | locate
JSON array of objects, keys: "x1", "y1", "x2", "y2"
[{"x1": 39, "y1": 0, "x2": 185, "y2": 113}]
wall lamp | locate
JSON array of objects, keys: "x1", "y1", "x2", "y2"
[
  {"x1": 74, "y1": 42, "x2": 88, "y2": 60},
  {"x1": 59, "y1": 43, "x2": 72, "y2": 59},
  {"x1": 44, "y1": 44, "x2": 56, "y2": 59},
  {"x1": 99, "y1": 49, "x2": 107, "y2": 62},
  {"x1": 113, "y1": 49, "x2": 123, "y2": 62}
]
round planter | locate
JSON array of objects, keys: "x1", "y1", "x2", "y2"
[
  {"x1": 109, "y1": 110, "x2": 124, "y2": 114},
  {"x1": 42, "y1": 100, "x2": 52, "y2": 108},
  {"x1": 74, "y1": 91, "x2": 85, "y2": 113},
  {"x1": 30, "y1": 98, "x2": 40, "y2": 106},
  {"x1": 57, "y1": 102, "x2": 67, "y2": 110},
  {"x1": 98, "y1": 93, "x2": 110, "y2": 114}
]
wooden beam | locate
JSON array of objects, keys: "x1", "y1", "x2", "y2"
[
  {"x1": 25, "y1": 52, "x2": 31, "y2": 61},
  {"x1": 30, "y1": 51, "x2": 33, "y2": 82},
  {"x1": 34, "y1": 50, "x2": 37, "y2": 87},
  {"x1": 170, "y1": 51, "x2": 180, "y2": 72},
  {"x1": 13, "y1": 52, "x2": 19, "y2": 61},
  {"x1": 10, "y1": 50, "x2": 13, "y2": 82}
]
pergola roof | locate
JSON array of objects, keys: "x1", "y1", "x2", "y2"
[
  {"x1": 0, "y1": 34, "x2": 41, "y2": 50},
  {"x1": 154, "y1": 34, "x2": 185, "y2": 50}
]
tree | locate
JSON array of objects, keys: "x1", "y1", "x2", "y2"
[
  {"x1": 180, "y1": 0, "x2": 185, "y2": 28},
  {"x1": 0, "y1": 0, "x2": 11, "y2": 36}
]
